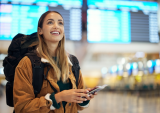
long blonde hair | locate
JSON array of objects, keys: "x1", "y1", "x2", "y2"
[{"x1": 37, "y1": 11, "x2": 69, "y2": 82}]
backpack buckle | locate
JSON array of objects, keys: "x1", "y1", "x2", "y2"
[{"x1": 33, "y1": 60, "x2": 41, "y2": 68}]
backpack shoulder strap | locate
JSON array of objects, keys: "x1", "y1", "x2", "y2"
[
  {"x1": 26, "y1": 51, "x2": 44, "y2": 97},
  {"x1": 69, "y1": 54, "x2": 80, "y2": 88}
]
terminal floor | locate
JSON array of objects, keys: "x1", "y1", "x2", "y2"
[{"x1": 0, "y1": 87, "x2": 160, "y2": 113}]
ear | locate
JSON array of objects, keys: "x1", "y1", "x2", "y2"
[{"x1": 38, "y1": 27, "x2": 43, "y2": 35}]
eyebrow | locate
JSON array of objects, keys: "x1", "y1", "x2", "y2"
[{"x1": 47, "y1": 19, "x2": 63, "y2": 21}]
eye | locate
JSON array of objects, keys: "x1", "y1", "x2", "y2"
[
  {"x1": 59, "y1": 22, "x2": 64, "y2": 25},
  {"x1": 48, "y1": 21, "x2": 53, "y2": 24}
]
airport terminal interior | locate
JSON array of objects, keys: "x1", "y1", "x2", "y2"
[{"x1": 0, "y1": 0, "x2": 160, "y2": 113}]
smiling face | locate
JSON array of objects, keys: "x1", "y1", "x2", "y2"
[{"x1": 38, "y1": 12, "x2": 64, "y2": 43}]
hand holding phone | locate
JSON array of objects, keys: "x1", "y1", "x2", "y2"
[{"x1": 87, "y1": 85, "x2": 107, "y2": 95}]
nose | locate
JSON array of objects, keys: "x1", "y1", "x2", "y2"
[{"x1": 53, "y1": 22, "x2": 59, "y2": 29}]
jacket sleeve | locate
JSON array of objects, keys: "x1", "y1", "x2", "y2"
[
  {"x1": 13, "y1": 56, "x2": 52, "y2": 113},
  {"x1": 76, "y1": 70, "x2": 90, "y2": 110}
]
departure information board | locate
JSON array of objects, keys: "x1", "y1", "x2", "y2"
[
  {"x1": 88, "y1": 9, "x2": 131, "y2": 43},
  {"x1": 0, "y1": 0, "x2": 82, "y2": 40},
  {"x1": 0, "y1": 4, "x2": 48, "y2": 40},
  {"x1": 87, "y1": 1, "x2": 159, "y2": 43},
  {"x1": 0, "y1": 0, "x2": 82, "y2": 7}
]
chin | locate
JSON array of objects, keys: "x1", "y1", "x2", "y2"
[
  {"x1": 45, "y1": 36, "x2": 63, "y2": 43},
  {"x1": 50, "y1": 38, "x2": 62, "y2": 43}
]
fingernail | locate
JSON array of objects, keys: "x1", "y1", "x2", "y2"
[
  {"x1": 88, "y1": 95, "x2": 90, "y2": 97},
  {"x1": 85, "y1": 99, "x2": 87, "y2": 101}
]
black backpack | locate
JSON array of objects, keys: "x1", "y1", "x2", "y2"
[{"x1": 3, "y1": 32, "x2": 80, "y2": 107}]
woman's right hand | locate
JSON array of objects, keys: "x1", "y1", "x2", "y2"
[{"x1": 55, "y1": 89, "x2": 89, "y2": 103}]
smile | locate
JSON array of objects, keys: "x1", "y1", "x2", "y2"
[{"x1": 50, "y1": 31, "x2": 60, "y2": 36}]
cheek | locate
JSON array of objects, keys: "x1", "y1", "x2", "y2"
[
  {"x1": 42, "y1": 27, "x2": 50, "y2": 34},
  {"x1": 61, "y1": 27, "x2": 64, "y2": 33}
]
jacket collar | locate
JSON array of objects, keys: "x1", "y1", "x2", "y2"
[
  {"x1": 41, "y1": 56, "x2": 73, "y2": 66},
  {"x1": 41, "y1": 55, "x2": 76, "y2": 82},
  {"x1": 36, "y1": 48, "x2": 73, "y2": 66}
]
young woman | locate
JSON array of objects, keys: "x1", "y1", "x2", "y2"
[{"x1": 13, "y1": 11, "x2": 96, "y2": 113}]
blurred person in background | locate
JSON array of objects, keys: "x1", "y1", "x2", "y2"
[{"x1": 13, "y1": 11, "x2": 96, "y2": 113}]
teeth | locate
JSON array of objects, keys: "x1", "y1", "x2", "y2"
[{"x1": 51, "y1": 32, "x2": 59, "y2": 34}]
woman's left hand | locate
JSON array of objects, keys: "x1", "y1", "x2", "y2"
[{"x1": 85, "y1": 88, "x2": 98, "y2": 100}]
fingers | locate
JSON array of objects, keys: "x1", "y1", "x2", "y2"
[
  {"x1": 74, "y1": 89, "x2": 89, "y2": 93},
  {"x1": 73, "y1": 97, "x2": 88, "y2": 103},
  {"x1": 85, "y1": 94, "x2": 91, "y2": 100},
  {"x1": 88, "y1": 92, "x2": 97, "y2": 99},
  {"x1": 76, "y1": 96, "x2": 88, "y2": 101},
  {"x1": 85, "y1": 94, "x2": 95, "y2": 100},
  {"x1": 86, "y1": 88, "x2": 91, "y2": 91},
  {"x1": 90, "y1": 94, "x2": 94, "y2": 98},
  {"x1": 74, "y1": 100, "x2": 83, "y2": 103},
  {"x1": 76, "y1": 92, "x2": 89, "y2": 98},
  {"x1": 73, "y1": 89, "x2": 97, "y2": 102}
]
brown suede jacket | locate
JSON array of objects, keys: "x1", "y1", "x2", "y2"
[{"x1": 13, "y1": 56, "x2": 89, "y2": 113}]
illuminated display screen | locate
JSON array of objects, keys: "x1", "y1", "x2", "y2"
[
  {"x1": 0, "y1": 0, "x2": 82, "y2": 40},
  {"x1": 87, "y1": 0, "x2": 159, "y2": 43},
  {"x1": 88, "y1": 9, "x2": 131, "y2": 43},
  {"x1": 0, "y1": 0, "x2": 82, "y2": 7},
  {"x1": 0, "y1": 4, "x2": 48, "y2": 40}
]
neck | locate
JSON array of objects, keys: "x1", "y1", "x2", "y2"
[{"x1": 46, "y1": 41, "x2": 59, "y2": 57}]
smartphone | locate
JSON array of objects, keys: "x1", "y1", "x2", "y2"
[{"x1": 87, "y1": 85, "x2": 107, "y2": 95}]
